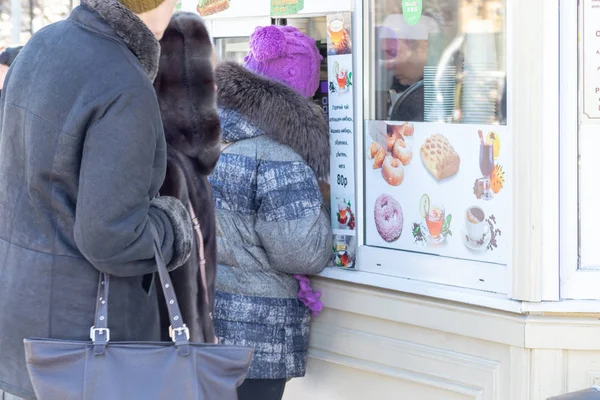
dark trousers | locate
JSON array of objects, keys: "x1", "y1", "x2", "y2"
[{"x1": 237, "y1": 379, "x2": 287, "y2": 400}]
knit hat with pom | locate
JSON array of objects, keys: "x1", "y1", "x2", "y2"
[{"x1": 244, "y1": 25, "x2": 322, "y2": 98}]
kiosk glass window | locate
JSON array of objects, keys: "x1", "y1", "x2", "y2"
[
  {"x1": 556, "y1": 0, "x2": 600, "y2": 300},
  {"x1": 214, "y1": 37, "x2": 250, "y2": 64},
  {"x1": 372, "y1": 0, "x2": 506, "y2": 125},
  {"x1": 359, "y1": 0, "x2": 511, "y2": 294},
  {"x1": 561, "y1": 0, "x2": 600, "y2": 299}
]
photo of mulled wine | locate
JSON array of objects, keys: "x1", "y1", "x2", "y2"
[{"x1": 478, "y1": 130, "x2": 495, "y2": 200}]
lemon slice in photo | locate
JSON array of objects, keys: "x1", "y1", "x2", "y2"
[
  {"x1": 419, "y1": 194, "x2": 430, "y2": 219},
  {"x1": 334, "y1": 61, "x2": 340, "y2": 76},
  {"x1": 486, "y1": 131, "x2": 501, "y2": 159}
]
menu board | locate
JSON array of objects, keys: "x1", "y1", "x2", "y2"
[
  {"x1": 271, "y1": 0, "x2": 304, "y2": 15},
  {"x1": 364, "y1": 121, "x2": 511, "y2": 265},
  {"x1": 327, "y1": 12, "x2": 357, "y2": 269},
  {"x1": 582, "y1": 0, "x2": 600, "y2": 119}
]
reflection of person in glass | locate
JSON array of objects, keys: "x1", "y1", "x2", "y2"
[{"x1": 377, "y1": 15, "x2": 440, "y2": 120}]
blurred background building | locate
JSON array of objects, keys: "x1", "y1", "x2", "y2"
[{"x1": 1, "y1": 0, "x2": 76, "y2": 47}]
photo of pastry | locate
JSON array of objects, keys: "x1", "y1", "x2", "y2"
[
  {"x1": 420, "y1": 133, "x2": 460, "y2": 181},
  {"x1": 367, "y1": 122, "x2": 414, "y2": 186},
  {"x1": 461, "y1": 206, "x2": 501, "y2": 252},
  {"x1": 329, "y1": 61, "x2": 352, "y2": 94},
  {"x1": 412, "y1": 194, "x2": 452, "y2": 245},
  {"x1": 327, "y1": 13, "x2": 352, "y2": 55},
  {"x1": 374, "y1": 194, "x2": 403, "y2": 242},
  {"x1": 336, "y1": 198, "x2": 356, "y2": 230}
]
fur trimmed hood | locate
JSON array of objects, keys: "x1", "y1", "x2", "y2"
[
  {"x1": 80, "y1": 0, "x2": 160, "y2": 80},
  {"x1": 215, "y1": 61, "x2": 330, "y2": 180},
  {"x1": 154, "y1": 12, "x2": 221, "y2": 175}
]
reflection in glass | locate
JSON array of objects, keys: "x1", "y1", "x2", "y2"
[
  {"x1": 214, "y1": 37, "x2": 250, "y2": 64},
  {"x1": 373, "y1": 0, "x2": 506, "y2": 125}
]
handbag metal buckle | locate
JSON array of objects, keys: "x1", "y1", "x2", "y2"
[
  {"x1": 169, "y1": 324, "x2": 190, "y2": 342},
  {"x1": 90, "y1": 327, "x2": 111, "y2": 342}
]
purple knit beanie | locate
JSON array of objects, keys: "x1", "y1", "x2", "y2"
[{"x1": 244, "y1": 25, "x2": 322, "y2": 98}]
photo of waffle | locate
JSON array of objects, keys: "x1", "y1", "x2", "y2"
[{"x1": 420, "y1": 133, "x2": 460, "y2": 181}]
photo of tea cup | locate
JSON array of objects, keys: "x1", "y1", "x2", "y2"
[
  {"x1": 465, "y1": 205, "x2": 486, "y2": 241},
  {"x1": 328, "y1": 18, "x2": 345, "y2": 45},
  {"x1": 425, "y1": 204, "x2": 445, "y2": 240}
]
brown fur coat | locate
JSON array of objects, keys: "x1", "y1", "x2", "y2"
[{"x1": 154, "y1": 12, "x2": 221, "y2": 343}]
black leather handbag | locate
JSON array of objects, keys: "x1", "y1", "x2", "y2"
[{"x1": 23, "y1": 225, "x2": 253, "y2": 400}]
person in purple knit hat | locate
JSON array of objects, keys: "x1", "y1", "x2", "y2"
[{"x1": 210, "y1": 24, "x2": 332, "y2": 400}]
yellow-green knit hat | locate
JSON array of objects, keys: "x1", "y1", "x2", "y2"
[{"x1": 118, "y1": 0, "x2": 166, "y2": 14}]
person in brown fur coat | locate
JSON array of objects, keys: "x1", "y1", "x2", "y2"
[{"x1": 153, "y1": 12, "x2": 221, "y2": 344}]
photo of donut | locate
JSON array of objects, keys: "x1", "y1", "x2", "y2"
[
  {"x1": 382, "y1": 156, "x2": 404, "y2": 186},
  {"x1": 374, "y1": 194, "x2": 404, "y2": 242},
  {"x1": 367, "y1": 122, "x2": 414, "y2": 187}
]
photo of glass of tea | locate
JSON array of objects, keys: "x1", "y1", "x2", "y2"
[
  {"x1": 425, "y1": 203, "x2": 445, "y2": 243},
  {"x1": 333, "y1": 61, "x2": 349, "y2": 93}
]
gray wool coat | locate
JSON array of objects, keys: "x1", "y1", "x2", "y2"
[{"x1": 0, "y1": 0, "x2": 194, "y2": 398}]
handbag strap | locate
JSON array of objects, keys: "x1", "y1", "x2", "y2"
[
  {"x1": 91, "y1": 273, "x2": 109, "y2": 355},
  {"x1": 188, "y1": 205, "x2": 210, "y2": 306},
  {"x1": 91, "y1": 222, "x2": 191, "y2": 356}
]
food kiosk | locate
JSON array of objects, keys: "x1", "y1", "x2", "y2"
[{"x1": 184, "y1": 0, "x2": 600, "y2": 398}]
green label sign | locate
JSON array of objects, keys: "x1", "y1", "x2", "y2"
[
  {"x1": 271, "y1": 0, "x2": 304, "y2": 15},
  {"x1": 402, "y1": 0, "x2": 422, "y2": 25}
]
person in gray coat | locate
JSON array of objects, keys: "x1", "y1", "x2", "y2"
[
  {"x1": 211, "y1": 25, "x2": 332, "y2": 400},
  {"x1": 0, "y1": 0, "x2": 193, "y2": 398}
]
